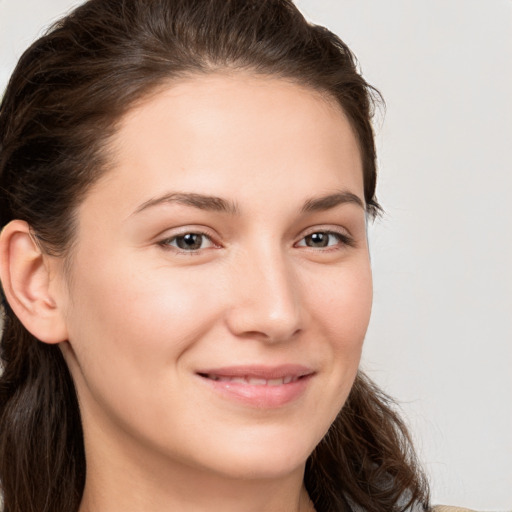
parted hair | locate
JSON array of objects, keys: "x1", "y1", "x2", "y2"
[{"x1": 0, "y1": 1, "x2": 430, "y2": 511}]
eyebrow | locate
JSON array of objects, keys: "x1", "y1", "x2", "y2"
[
  {"x1": 133, "y1": 192, "x2": 240, "y2": 215},
  {"x1": 132, "y1": 189, "x2": 364, "y2": 217},
  {"x1": 301, "y1": 191, "x2": 365, "y2": 212}
]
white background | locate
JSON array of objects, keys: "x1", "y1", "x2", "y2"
[{"x1": 1, "y1": 1, "x2": 511, "y2": 510}]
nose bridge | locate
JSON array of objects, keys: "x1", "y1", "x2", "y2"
[{"x1": 226, "y1": 240, "x2": 303, "y2": 341}]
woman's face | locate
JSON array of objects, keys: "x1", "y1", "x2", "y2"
[{"x1": 57, "y1": 73, "x2": 372, "y2": 481}]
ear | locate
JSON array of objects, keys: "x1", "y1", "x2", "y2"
[{"x1": 0, "y1": 220, "x2": 68, "y2": 344}]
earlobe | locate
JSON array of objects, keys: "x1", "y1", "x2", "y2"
[{"x1": 0, "y1": 220, "x2": 68, "y2": 344}]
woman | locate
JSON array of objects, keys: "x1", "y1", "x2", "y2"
[{"x1": 0, "y1": 0, "x2": 431, "y2": 511}]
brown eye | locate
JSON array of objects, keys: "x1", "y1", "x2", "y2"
[
  {"x1": 161, "y1": 233, "x2": 214, "y2": 251},
  {"x1": 176, "y1": 233, "x2": 203, "y2": 250},
  {"x1": 304, "y1": 232, "x2": 330, "y2": 247},
  {"x1": 298, "y1": 231, "x2": 344, "y2": 248}
]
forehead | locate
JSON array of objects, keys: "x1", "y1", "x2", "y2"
[{"x1": 88, "y1": 72, "x2": 364, "y2": 216}]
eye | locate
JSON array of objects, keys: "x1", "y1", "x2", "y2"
[
  {"x1": 160, "y1": 232, "x2": 215, "y2": 252},
  {"x1": 296, "y1": 231, "x2": 353, "y2": 249}
]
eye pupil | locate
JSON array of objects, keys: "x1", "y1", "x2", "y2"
[
  {"x1": 177, "y1": 233, "x2": 203, "y2": 250},
  {"x1": 306, "y1": 232, "x2": 329, "y2": 247}
]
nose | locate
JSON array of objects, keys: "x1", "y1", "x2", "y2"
[{"x1": 224, "y1": 246, "x2": 304, "y2": 343}]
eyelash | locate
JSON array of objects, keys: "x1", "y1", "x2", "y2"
[
  {"x1": 158, "y1": 230, "x2": 217, "y2": 254},
  {"x1": 295, "y1": 230, "x2": 355, "y2": 250},
  {"x1": 158, "y1": 228, "x2": 354, "y2": 255}
]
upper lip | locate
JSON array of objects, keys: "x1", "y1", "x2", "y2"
[{"x1": 196, "y1": 364, "x2": 314, "y2": 380}]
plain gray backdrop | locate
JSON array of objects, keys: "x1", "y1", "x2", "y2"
[{"x1": 1, "y1": 1, "x2": 511, "y2": 509}]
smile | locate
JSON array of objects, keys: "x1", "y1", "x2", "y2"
[
  {"x1": 201, "y1": 374, "x2": 302, "y2": 385},
  {"x1": 196, "y1": 365, "x2": 315, "y2": 408}
]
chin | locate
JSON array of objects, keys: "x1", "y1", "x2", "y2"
[
  {"x1": 192, "y1": 425, "x2": 322, "y2": 481},
  {"x1": 212, "y1": 452, "x2": 309, "y2": 481}
]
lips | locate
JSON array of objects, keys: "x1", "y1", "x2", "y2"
[
  {"x1": 202, "y1": 374, "x2": 300, "y2": 386},
  {"x1": 196, "y1": 365, "x2": 314, "y2": 408}
]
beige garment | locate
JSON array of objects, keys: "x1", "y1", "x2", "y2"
[{"x1": 432, "y1": 507, "x2": 478, "y2": 512}]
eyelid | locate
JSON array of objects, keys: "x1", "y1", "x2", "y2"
[
  {"x1": 294, "y1": 226, "x2": 355, "y2": 248},
  {"x1": 154, "y1": 224, "x2": 355, "y2": 254},
  {"x1": 157, "y1": 226, "x2": 221, "y2": 254}
]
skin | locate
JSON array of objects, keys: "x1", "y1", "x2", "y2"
[{"x1": 0, "y1": 73, "x2": 373, "y2": 511}]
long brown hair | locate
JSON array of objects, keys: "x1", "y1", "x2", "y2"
[{"x1": 0, "y1": 1, "x2": 429, "y2": 510}]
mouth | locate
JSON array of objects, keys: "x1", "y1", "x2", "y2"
[
  {"x1": 195, "y1": 365, "x2": 315, "y2": 408},
  {"x1": 198, "y1": 374, "x2": 304, "y2": 386}
]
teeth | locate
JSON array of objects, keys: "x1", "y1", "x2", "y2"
[
  {"x1": 206, "y1": 374, "x2": 300, "y2": 385},
  {"x1": 247, "y1": 377, "x2": 267, "y2": 385}
]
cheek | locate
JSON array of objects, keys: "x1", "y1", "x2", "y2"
[
  {"x1": 61, "y1": 255, "x2": 226, "y2": 436},
  {"x1": 64, "y1": 254, "x2": 223, "y2": 375},
  {"x1": 308, "y1": 258, "x2": 373, "y2": 348},
  {"x1": 305, "y1": 257, "x2": 372, "y2": 411},
  {"x1": 299, "y1": 258, "x2": 372, "y2": 434}
]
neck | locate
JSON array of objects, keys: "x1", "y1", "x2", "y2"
[
  {"x1": 80, "y1": 462, "x2": 314, "y2": 512},
  {"x1": 79, "y1": 421, "x2": 315, "y2": 512}
]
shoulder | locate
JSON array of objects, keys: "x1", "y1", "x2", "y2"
[
  {"x1": 403, "y1": 504, "x2": 481, "y2": 512},
  {"x1": 432, "y1": 506, "x2": 480, "y2": 512}
]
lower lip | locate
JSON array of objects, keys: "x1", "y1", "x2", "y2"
[{"x1": 198, "y1": 375, "x2": 313, "y2": 408}]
